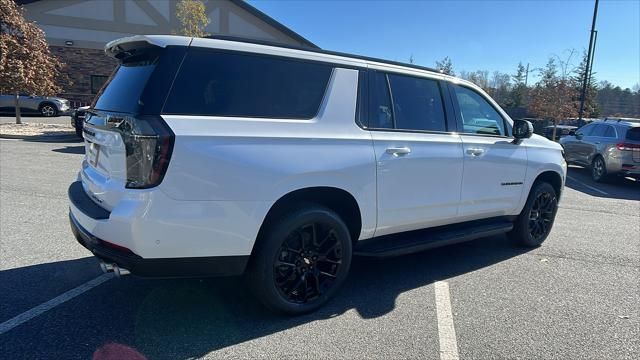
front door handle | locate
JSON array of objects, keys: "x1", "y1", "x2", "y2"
[
  {"x1": 386, "y1": 147, "x2": 411, "y2": 156},
  {"x1": 466, "y1": 148, "x2": 486, "y2": 157}
]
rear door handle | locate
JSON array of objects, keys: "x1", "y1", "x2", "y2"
[
  {"x1": 386, "y1": 147, "x2": 411, "y2": 156},
  {"x1": 466, "y1": 148, "x2": 486, "y2": 157}
]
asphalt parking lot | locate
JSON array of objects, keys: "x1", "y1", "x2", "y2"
[{"x1": 1, "y1": 126, "x2": 638, "y2": 359}]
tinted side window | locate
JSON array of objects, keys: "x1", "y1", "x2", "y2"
[
  {"x1": 452, "y1": 85, "x2": 506, "y2": 136},
  {"x1": 626, "y1": 127, "x2": 640, "y2": 141},
  {"x1": 578, "y1": 123, "x2": 594, "y2": 136},
  {"x1": 93, "y1": 50, "x2": 161, "y2": 114},
  {"x1": 164, "y1": 49, "x2": 332, "y2": 118},
  {"x1": 388, "y1": 74, "x2": 446, "y2": 132},
  {"x1": 369, "y1": 72, "x2": 394, "y2": 129},
  {"x1": 590, "y1": 124, "x2": 607, "y2": 137},
  {"x1": 603, "y1": 125, "x2": 616, "y2": 138}
]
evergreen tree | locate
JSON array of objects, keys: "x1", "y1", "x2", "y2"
[
  {"x1": 573, "y1": 50, "x2": 599, "y2": 118},
  {"x1": 435, "y1": 56, "x2": 454, "y2": 76},
  {"x1": 510, "y1": 62, "x2": 528, "y2": 108}
]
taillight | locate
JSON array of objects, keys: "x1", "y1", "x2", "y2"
[
  {"x1": 121, "y1": 115, "x2": 174, "y2": 189},
  {"x1": 616, "y1": 143, "x2": 640, "y2": 151}
]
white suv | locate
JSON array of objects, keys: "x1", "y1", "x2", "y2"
[{"x1": 68, "y1": 35, "x2": 567, "y2": 314}]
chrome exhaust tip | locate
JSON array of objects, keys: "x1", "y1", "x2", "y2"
[
  {"x1": 99, "y1": 261, "x2": 130, "y2": 277},
  {"x1": 99, "y1": 262, "x2": 114, "y2": 273},
  {"x1": 113, "y1": 264, "x2": 130, "y2": 277}
]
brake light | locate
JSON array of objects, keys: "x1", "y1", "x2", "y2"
[
  {"x1": 121, "y1": 115, "x2": 174, "y2": 189},
  {"x1": 616, "y1": 143, "x2": 640, "y2": 151}
]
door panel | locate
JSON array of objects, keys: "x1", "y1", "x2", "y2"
[
  {"x1": 373, "y1": 131, "x2": 464, "y2": 236},
  {"x1": 447, "y1": 83, "x2": 528, "y2": 218},
  {"x1": 459, "y1": 135, "x2": 527, "y2": 217}
]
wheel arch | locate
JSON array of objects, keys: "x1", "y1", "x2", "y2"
[
  {"x1": 532, "y1": 170, "x2": 563, "y2": 199},
  {"x1": 255, "y1": 186, "x2": 363, "y2": 251}
]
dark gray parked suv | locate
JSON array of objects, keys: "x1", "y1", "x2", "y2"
[
  {"x1": 0, "y1": 94, "x2": 70, "y2": 117},
  {"x1": 560, "y1": 119, "x2": 640, "y2": 182}
]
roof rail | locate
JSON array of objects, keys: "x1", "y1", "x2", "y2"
[{"x1": 203, "y1": 35, "x2": 442, "y2": 74}]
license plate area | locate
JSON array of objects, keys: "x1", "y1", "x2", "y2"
[{"x1": 87, "y1": 141, "x2": 101, "y2": 168}]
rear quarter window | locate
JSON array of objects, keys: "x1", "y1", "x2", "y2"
[
  {"x1": 93, "y1": 50, "x2": 161, "y2": 114},
  {"x1": 163, "y1": 49, "x2": 333, "y2": 119},
  {"x1": 626, "y1": 127, "x2": 640, "y2": 141}
]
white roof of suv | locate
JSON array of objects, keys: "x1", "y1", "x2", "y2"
[{"x1": 105, "y1": 35, "x2": 477, "y2": 90}]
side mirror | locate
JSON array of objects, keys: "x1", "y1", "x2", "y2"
[
  {"x1": 575, "y1": 132, "x2": 583, "y2": 140},
  {"x1": 513, "y1": 119, "x2": 533, "y2": 140},
  {"x1": 568, "y1": 129, "x2": 576, "y2": 136}
]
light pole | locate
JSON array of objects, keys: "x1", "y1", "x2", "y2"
[{"x1": 578, "y1": 0, "x2": 600, "y2": 122}]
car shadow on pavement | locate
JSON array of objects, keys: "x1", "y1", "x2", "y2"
[
  {"x1": 0, "y1": 235, "x2": 530, "y2": 359},
  {"x1": 565, "y1": 166, "x2": 640, "y2": 201},
  {"x1": 0, "y1": 257, "x2": 103, "y2": 323},
  {"x1": 1, "y1": 134, "x2": 82, "y2": 143},
  {"x1": 51, "y1": 145, "x2": 85, "y2": 154}
]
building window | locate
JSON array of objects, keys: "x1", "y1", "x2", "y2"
[{"x1": 91, "y1": 75, "x2": 109, "y2": 94}]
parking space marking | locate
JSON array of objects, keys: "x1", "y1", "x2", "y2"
[
  {"x1": 435, "y1": 281, "x2": 459, "y2": 360},
  {"x1": 566, "y1": 175, "x2": 609, "y2": 196},
  {"x1": 0, "y1": 273, "x2": 113, "y2": 335}
]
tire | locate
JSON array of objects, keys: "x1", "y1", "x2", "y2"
[
  {"x1": 247, "y1": 204, "x2": 352, "y2": 315},
  {"x1": 75, "y1": 125, "x2": 83, "y2": 139},
  {"x1": 39, "y1": 103, "x2": 58, "y2": 117},
  {"x1": 591, "y1": 156, "x2": 608, "y2": 183},
  {"x1": 509, "y1": 182, "x2": 558, "y2": 247}
]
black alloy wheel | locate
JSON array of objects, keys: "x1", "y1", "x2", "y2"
[
  {"x1": 509, "y1": 181, "x2": 558, "y2": 247},
  {"x1": 527, "y1": 190, "x2": 557, "y2": 243},
  {"x1": 247, "y1": 204, "x2": 352, "y2": 314},
  {"x1": 273, "y1": 222, "x2": 343, "y2": 304}
]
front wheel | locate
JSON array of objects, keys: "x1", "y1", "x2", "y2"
[
  {"x1": 509, "y1": 182, "x2": 558, "y2": 247},
  {"x1": 40, "y1": 103, "x2": 58, "y2": 117},
  {"x1": 247, "y1": 204, "x2": 352, "y2": 315}
]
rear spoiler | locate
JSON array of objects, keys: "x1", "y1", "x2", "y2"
[{"x1": 105, "y1": 35, "x2": 192, "y2": 59}]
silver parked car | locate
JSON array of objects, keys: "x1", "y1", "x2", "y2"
[
  {"x1": 560, "y1": 119, "x2": 640, "y2": 182},
  {"x1": 0, "y1": 94, "x2": 70, "y2": 117}
]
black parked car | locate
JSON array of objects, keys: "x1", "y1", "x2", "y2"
[
  {"x1": 71, "y1": 105, "x2": 89, "y2": 138},
  {"x1": 543, "y1": 125, "x2": 578, "y2": 140}
]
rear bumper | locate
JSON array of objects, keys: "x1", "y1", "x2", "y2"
[
  {"x1": 68, "y1": 181, "x2": 250, "y2": 277},
  {"x1": 621, "y1": 164, "x2": 640, "y2": 178}
]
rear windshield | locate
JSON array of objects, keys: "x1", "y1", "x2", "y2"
[
  {"x1": 93, "y1": 50, "x2": 160, "y2": 114},
  {"x1": 163, "y1": 49, "x2": 333, "y2": 119},
  {"x1": 626, "y1": 127, "x2": 640, "y2": 141}
]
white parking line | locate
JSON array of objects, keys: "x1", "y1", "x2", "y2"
[
  {"x1": 435, "y1": 281, "x2": 460, "y2": 360},
  {"x1": 0, "y1": 273, "x2": 113, "y2": 335},
  {"x1": 566, "y1": 175, "x2": 609, "y2": 196}
]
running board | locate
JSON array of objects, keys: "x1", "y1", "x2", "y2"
[{"x1": 354, "y1": 218, "x2": 514, "y2": 258}]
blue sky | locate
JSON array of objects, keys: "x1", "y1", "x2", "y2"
[{"x1": 248, "y1": 0, "x2": 640, "y2": 89}]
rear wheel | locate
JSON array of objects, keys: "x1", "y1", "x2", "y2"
[
  {"x1": 39, "y1": 103, "x2": 58, "y2": 117},
  {"x1": 509, "y1": 182, "x2": 558, "y2": 247},
  {"x1": 591, "y1": 156, "x2": 608, "y2": 182},
  {"x1": 247, "y1": 204, "x2": 352, "y2": 315}
]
